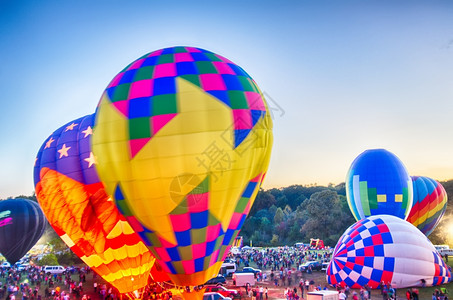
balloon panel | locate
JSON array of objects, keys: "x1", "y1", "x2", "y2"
[
  {"x1": 0, "y1": 199, "x2": 46, "y2": 264},
  {"x1": 117, "y1": 173, "x2": 263, "y2": 285},
  {"x1": 407, "y1": 176, "x2": 447, "y2": 236},
  {"x1": 346, "y1": 149, "x2": 413, "y2": 221},
  {"x1": 34, "y1": 115, "x2": 153, "y2": 294},
  {"x1": 92, "y1": 46, "x2": 273, "y2": 286},
  {"x1": 327, "y1": 215, "x2": 451, "y2": 289}
]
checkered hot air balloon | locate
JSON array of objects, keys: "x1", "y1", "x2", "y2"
[
  {"x1": 346, "y1": 149, "x2": 413, "y2": 221},
  {"x1": 327, "y1": 215, "x2": 451, "y2": 289},
  {"x1": 34, "y1": 114, "x2": 156, "y2": 294},
  {"x1": 92, "y1": 46, "x2": 273, "y2": 287}
]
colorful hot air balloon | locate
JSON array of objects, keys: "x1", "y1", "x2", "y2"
[
  {"x1": 407, "y1": 176, "x2": 447, "y2": 236},
  {"x1": 327, "y1": 215, "x2": 451, "y2": 289},
  {"x1": 0, "y1": 198, "x2": 46, "y2": 264},
  {"x1": 34, "y1": 114, "x2": 154, "y2": 294},
  {"x1": 346, "y1": 149, "x2": 413, "y2": 221},
  {"x1": 92, "y1": 46, "x2": 273, "y2": 287}
]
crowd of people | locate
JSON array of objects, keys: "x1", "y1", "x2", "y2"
[
  {"x1": 0, "y1": 244, "x2": 450, "y2": 300},
  {"x1": 0, "y1": 265, "x2": 119, "y2": 300},
  {"x1": 227, "y1": 245, "x2": 452, "y2": 300},
  {"x1": 231, "y1": 245, "x2": 332, "y2": 272},
  {"x1": 227, "y1": 245, "x2": 334, "y2": 299}
]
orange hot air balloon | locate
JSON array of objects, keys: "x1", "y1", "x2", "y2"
[{"x1": 34, "y1": 114, "x2": 154, "y2": 294}]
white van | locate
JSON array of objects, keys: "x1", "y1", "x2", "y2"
[
  {"x1": 42, "y1": 265, "x2": 65, "y2": 274},
  {"x1": 220, "y1": 262, "x2": 236, "y2": 277},
  {"x1": 232, "y1": 272, "x2": 255, "y2": 287},
  {"x1": 439, "y1": 249, "x2": 453, "y2": 256}
]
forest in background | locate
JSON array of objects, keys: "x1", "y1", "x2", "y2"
[
  {"x1": 240, "y1": 180, "x2": 453, "y2": 247},
  {"x1": 10, "y1": 179, "x2": 453, "y2": 250}
]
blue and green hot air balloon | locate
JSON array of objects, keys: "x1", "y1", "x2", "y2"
[{"x1": 346, "y1": 149, "x2": 413, "y2": 221}]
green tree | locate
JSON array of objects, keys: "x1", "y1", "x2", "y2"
[
  {"x1": 274, "y1": 207, "x2": 285, "y2": 224},
  {"x1": 270, "y1": 234, "x2": 279, "y2": 246},
  {"x1": 301, "y1": 190, "x2": 354, "y2": 246},
  {"x1": 286, "y1": 206, "x2": 307, "y2": 243},
  {"x1": 268, "y1": 205, "x2": 278, "y2": 219},
  {"x1": 249, "y1": 189, "x2": 276, "y2": 215},
  {"x1": 38, "y1": 254, "x2": 59, "y2": 266},
  {"x1": 281, "y1": 185, "x2": 307, "y2": 210},
  {"x1": 56, "y1": 251, "x2": 83, "y2": 266},
  {"x1": 250, "y1": 230, "x2": 263, "y2": 245},
  {"x1": 12, "y1": 194, "x2": 38, "y2": 202},
  {"x1": 429, "y1": 180, "x2": 453, "y2": 246},
  {"x1": 47, "y1": 237, "x2": 68, "y2": 253},
  {"x1": 283, "y1": 205, "x2": 292, "y2": 217},
  {"x1": 268, "y1": 188, "x2": 286, "y2": 208}
]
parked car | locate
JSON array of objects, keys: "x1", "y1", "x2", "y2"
[
  {"x1": 298, "y1": 261, "x2": 322, "y2": 272},
  {"x1": 204, "y1": 286, "x2": 239, "y2": 298},
  {"x1": 14, "y1": 263, "x2": 27, "y2": 271},
  {"x1": 1, "y1": 262, "x2": 10, "y2": 269},
  {"x1": 205, "y1": 274, "x2": 226, "y2": 285},
  {"x1": 203, "y1": 292, "x2": 232, "y2": 300},
  {"x1": 241, "y1": 267, "x2": 261, "y2": 275},
  {"x1": 42, "y1": 265, "x2": 66, "y2": 275}
]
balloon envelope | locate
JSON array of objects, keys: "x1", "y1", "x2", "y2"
[
  {"x1": 407, "y1": 176, "x2": 447, "y2": 236},
  {"x1": 327, "y1": 215, "x2": 451, "y2": 289},
  {"x1": 92, "y1": 46, "x2": 273, "y2": 286},
  {"x1": 0, "y1": 198, "x2": 46, "y2": 264},
  {"x1": 346, "y1": 149, "x2": 413, "y2": 221},
  {"x1": 34, "y1": 114, "x2": 154, "y2": 294}
]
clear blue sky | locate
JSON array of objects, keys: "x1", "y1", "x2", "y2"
[{"x1": 1, "y1": 0, "x2": 452, "y2": 199}]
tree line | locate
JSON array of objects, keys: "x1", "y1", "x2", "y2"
[
  {"x1": 8, "y1": 178, "x2": 453, "y2": 250},
  {"x1": 241, "y1": 180, "x2": 453, "y2": 248}
]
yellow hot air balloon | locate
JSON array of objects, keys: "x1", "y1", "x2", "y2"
[{"x1": 92, "y1": 46, "x2": 273, "y2": 288}]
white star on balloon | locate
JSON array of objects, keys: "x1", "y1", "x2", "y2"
[
  {"x1": 65, "y1": 123, "x2": 78, "y2": 131},
  {"x1": 84, "y1": 152, "x2": 97, "y2": 168},
  {"x1": 58, "y1": 144, "x2": 71, "y2": 158},
  {"x1": 45, "y1": 137, "x2": 55, "y2": 149},
  {"x1": 81, "y1": 126, "x2": 93, "y2": 138}
]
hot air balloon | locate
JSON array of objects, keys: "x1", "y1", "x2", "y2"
[
  {"x1": 407, "y1": 176, "x2": 447, "y2": 236},
  {"x1": 34, "y1": 114, "x2": 154, "y2": 294},
  {"x1": 0, "y1": 198, "x2": 46, "y2": 264},
  {"x1": 346, "y1": 149, "x2": 413, "y2": 221},
  {"x1": 92, "y1": 46, "x2": 273, "y2": 288},
  {"x1": 327, "y1": 215, "x2": 451, "y2": 289}
]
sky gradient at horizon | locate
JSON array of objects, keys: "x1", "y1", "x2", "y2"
[{"x1": 1, "y1": 0, "x2": 452, "y2": 198}]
